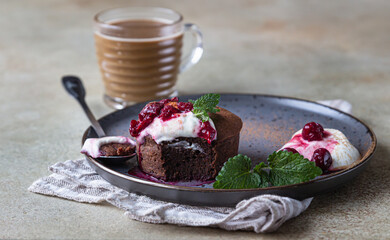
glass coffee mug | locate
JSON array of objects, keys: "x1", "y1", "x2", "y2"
[{"x1": 94, "y1": 7, "x2": 203, "y2": 109}]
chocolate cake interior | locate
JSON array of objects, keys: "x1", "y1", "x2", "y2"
[{"x1": 139, "y1": 136, "x2": 217, "y2": 181}]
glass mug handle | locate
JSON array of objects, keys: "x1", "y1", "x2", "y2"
[{"x1": 180, "y1": 23, "x2": 203, "y2": 73}]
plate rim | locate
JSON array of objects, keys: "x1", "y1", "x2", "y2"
[{"x1": 82, "y1": 93, "x2": 377, "y2": 192}]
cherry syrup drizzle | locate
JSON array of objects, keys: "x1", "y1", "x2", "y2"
[{"x1": 128, "y1": 167, "x2": 214, "y2": 187}]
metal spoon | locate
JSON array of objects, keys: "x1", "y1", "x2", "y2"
[{"x1": 62, "y1": 75, "x2": 136, "y2": 163}]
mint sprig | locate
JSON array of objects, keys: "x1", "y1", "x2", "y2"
[
  {"x1": 213, "y1": 154, "x2": 261, "y2": 189},
  {"x1": 213, "y1": 151, "x2": 322, "y2": 189},
  {"x1": 253, "y1": 162, "x2": 270, "y2": 188},
  {"x1": 267, "y1": 151, "x2": 322, "y2": 186},
  {"x1": 189, "y1": 93, "x2": 220, "y2": 122}
]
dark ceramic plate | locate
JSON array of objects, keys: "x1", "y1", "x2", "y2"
[{"x1": 82, "y1": 94, "x2": 376, "y2": 207}]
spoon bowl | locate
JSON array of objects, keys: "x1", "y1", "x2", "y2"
[{"x1": 62, "y1": 75, "x2": 136, "y2": 163}]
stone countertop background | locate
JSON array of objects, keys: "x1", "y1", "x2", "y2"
[{"x1": 1, "y1": 0, "x2": 389, "y2": 239}]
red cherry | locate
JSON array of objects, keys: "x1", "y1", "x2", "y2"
[
  {"x1": 197, "y1": 121, "x2": 216, "y2": 144},
  {"x1": 302, "y1": 122, "x2": 324, "y2": 141},
  {"x1": 139, "y1": 102, "x2": 163, "y2": 120},
  {"x1": 177, "y1": 102, "x2": 193, "y2": 112},
  {"x1": 282, "y1": 148, "x2": 298, "y2": 154},
  {"x1": 138, "y1": 102, "x2": 163, "y2": 122},
  {"x1": 129, "y1": 120, "x2": 139, "y2": 137},
  {"x1": 160, "y1": 105, "x2": 180, "y2": 121},
  {"x1": 159, "y1": 97, "x2": 178, "y2": 105},
  {"x1": 311, "y1": 148, "x2": 332, "y2": 171},
  {"x1": 137, "y1": 118, "x2": 153, "y2": 131}
]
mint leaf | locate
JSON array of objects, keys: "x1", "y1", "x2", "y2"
[
  {"x1": 213, "y1": 152, "x2": 322, "y2": 189},
  {"x1": 213, "y1": 154, "x2": 261, "y2": 189},
  {"x1": 254, "y1": 162, "x2": 270, "y2": 188},
  {"x1": 189, "y1": 93, "x2": 220, "y2": 122},
  {"x1": 267, "y1": 151, "x2": 322, "y2": 186}
]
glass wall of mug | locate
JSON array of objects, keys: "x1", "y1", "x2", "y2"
[{"x1": 94, "y1": 7, "x2": 203, "y2": 109}]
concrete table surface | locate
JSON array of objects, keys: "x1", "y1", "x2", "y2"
[{"x1": 1, "y1": 0, "x2": 389, "y2": 239}]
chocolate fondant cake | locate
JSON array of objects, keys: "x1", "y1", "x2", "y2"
[{"x1": 129, "y1": 96, "x2": 242, "y2": 181}]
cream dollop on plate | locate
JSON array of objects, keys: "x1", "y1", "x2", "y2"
[{"x1": 281, "y1": 129, "x2": 361, "y2": 170}]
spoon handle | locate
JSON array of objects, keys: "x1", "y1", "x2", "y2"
[{"x1": 62, "y1": 76, "x2": 106, "y2": 138}]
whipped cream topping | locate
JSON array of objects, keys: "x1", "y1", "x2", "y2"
[
  {"x1": 81, "y1": 136, "x2": 136, "y2": 158},
  {"x1": 281, "y1": 128, "x2": 360, "y2": 171},
  {"x1": 137, "y1": 111, "x2": 217, "y2": 144}
]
